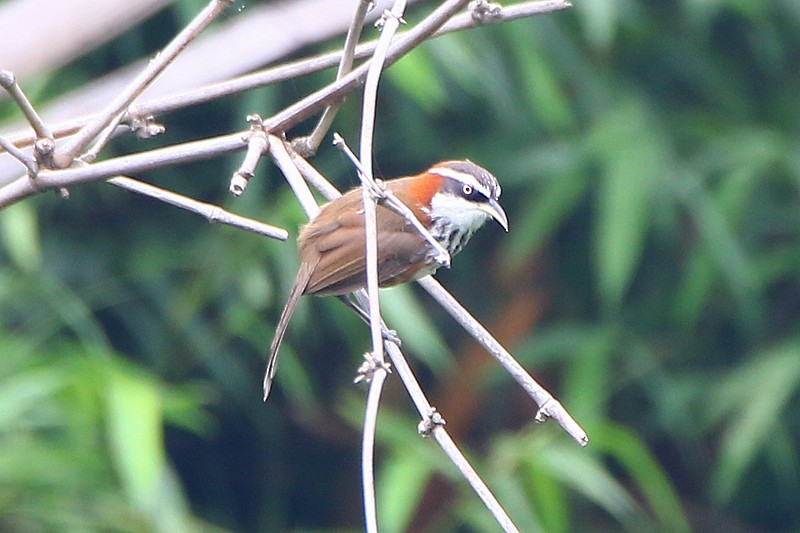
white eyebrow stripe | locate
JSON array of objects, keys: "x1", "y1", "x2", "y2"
[{"x1": 429, "y1": 167, "x2": 491, "y2": 198}]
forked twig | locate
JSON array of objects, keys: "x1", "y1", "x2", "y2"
[
  {"x1": 292, "y1": 0, "x2": 374, "y2": 156},
  {"x1": 1, "y1": 0, "x2": 572, "y2": 154},
  {"x1": 0, "y1": 0, "x2": 572, "y2": 209},
  {"x1": 51, "y1": 0, "x2": 233, "y2": 168}
]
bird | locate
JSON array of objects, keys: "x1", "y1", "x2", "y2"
[{"x1": 263, "y1": 160, "x2": 508, "y2": 400}]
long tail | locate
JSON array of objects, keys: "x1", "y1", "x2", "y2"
[{"x1": 263, "y1": 257, "x2": 317, "y2": 401}]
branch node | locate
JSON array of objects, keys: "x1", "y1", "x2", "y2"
[
  {"x1": 0, "y1": 70, "x2": 15, "y2": 89},
  {"x1": 34, "y1": 137, "x2": 55, "y2": 168},
  {"x1": 469, "y1": 0, "x2": 503, "y2": 23},
  {"x1": 375, "y1": 8, "x2": 407, "y2": 30},
  {"x1": 128, "y1": 113, "x2": 166, "y2": 139},
  {"x1": 354, "y1": 352, "x2": 392, "y2": 385},
  {"x1": 290, "y1": 135, "x2": 318, "y2": 158},
  {"x1": 418, "y1": 407, "x2": 446, "y2": 437},
  {"x1": 229, "y1": 115, "x2": 268, "y2": 196},
  {"x1": 382, "y1": 327, "x2": 401, "y2": 346}
]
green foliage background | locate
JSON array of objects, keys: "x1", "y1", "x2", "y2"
[{"x1": 2, "y1": 0, "x2": 800, "y2": 531}]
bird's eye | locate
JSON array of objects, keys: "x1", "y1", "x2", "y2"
[{"x1": 462, "y1": 184, "x2": 473, "y2": 196}]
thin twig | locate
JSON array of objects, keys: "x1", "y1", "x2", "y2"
[
  {"x1": 419, "y1": 276, "x2": 589, "y2": 445},
  {"x1": 0, "y1": 0, "x2": 571, "y2": 208},
  {"x1": 1, "y1": 0, "x2": 467, "y2": 205},
  {"x1": 268, "y1": 136, "x2": 321, "y2": 218},
  {"x1": 293, "y1": 0, "x2": 373, "y2": 156},
  {"x1": 262, "y1": 0, "x2": 475, "y2": 135},
  {"x1": 286, "y1": 146, "x2": 341, "y2": 200},
  {"x1": 0, "y1": 135, "x2": 37, "y2": 177},
  {"x1": 1, "y1": 0, "x2": 573, "y2": 152},
  {"x1": 0, "y1": 132, "x2": 246, "y2": 208},
  {"x1": 106, "y1": 175, "x2": 288, "y2": 240},
  {"x1": 335, "y1": 134, "x2": 450, "y2": 266},
  {"x1": 0, "y1": 70, "x2": 53, "y2": 140},
  {"x1": 81, "y1": 113, "x2": 126, "y2": 164},
  {"x1": 360, "y1": 362, "x2": 388, "y2": 533},
  {"x1": 51, "y1": 0, "x2": 233, "y2": 168},
  {"x1": 229, "y1": 115, "x2": 269, "y2": 196}
]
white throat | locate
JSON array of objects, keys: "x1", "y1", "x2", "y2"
[{"x1": 426, "y1": 193, "x2": 489, "y2": 256}]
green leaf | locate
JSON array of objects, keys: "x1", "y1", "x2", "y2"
[
  {"x1": 591, "y1": 101, "x2": 666, "y2": 307},
  {"x1": 103, "y1": 367, "x2": 165, "y2": 512},
  {"x1": 0, "y1": 201, "x2": 41, "y2": 272},
  {"x1": 709, "y1": 343, "x2": 800, "y2": 502},
  {"x1": 380, "y1": 286, "x2": 453, "y2": 374},
  {"x1": 377, "y1": 450, "x2": 431, "y2": 533},
  {"x1": 593, "y1": 424, "x2": 692, "y2": 532},
  {"x1": 387, "y1": 49, "x2": 447, "y2": 112}
]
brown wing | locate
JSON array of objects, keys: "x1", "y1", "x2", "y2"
[{"x1": 299, "y1": 187, "x2": 431, "y2": 296}]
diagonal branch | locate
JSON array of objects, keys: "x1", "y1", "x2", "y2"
[
  {"x1": 0, "y1": 0, "x2": 571, "y2": 209},
  {"x1": 106, "y1": 175, "x2": 288, "y2": 240},
  {"x1": 51, "y1": 0, "x2": 233, "y2": 168},
  {"x1": 292, "y1": 0, "x2": 374, "y2": 157},
  {"x1": 419, "y1": 276, "x2": 588, "y2": 445}
]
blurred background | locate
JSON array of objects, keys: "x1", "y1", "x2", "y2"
[{"x1": 1, "y1": 0, "x2": 799, "y2": 531}]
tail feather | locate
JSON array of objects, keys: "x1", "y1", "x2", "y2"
[{"x1": 263, "y1": 257, "x2": 317, "y2": 401}]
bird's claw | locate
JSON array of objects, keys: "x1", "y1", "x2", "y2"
[{"x1": 434, "y1": 250, "x2": 451, "y2": 268}]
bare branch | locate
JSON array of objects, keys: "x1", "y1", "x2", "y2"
[
  {"x1": 262, "y1": 0, "x2": 475, "y2": 135},
  {"x1": 81, "y1": 113, "x2": 126, "y2": 164},
  {"x1": 1, "y1": 0, "x2": 471, "y2": 207},
  {"x1": 360, "y1": 360, "x2": 389, "y2": 533},
  {"x1": 268, "y1": 136, "x2": 321, "y2": 218},
  {"x1": 51, "y1": 0, "x2": 233, "y2": 168},
  {"x1": 289, "y1": 152, "x2": 522, "y2": 531},
  {"x1": 286, "y1": 147, "x2": 342, "y2": 201},
  {"x1": 229, "y1": 115, "x2": 269, "y2": 197},
  {"x1": 1, "y1": 0, "x2": 572, "y2": 154},
  {"x1": 106, "y1": 175, "x2": 288, "y2": 240},
  {"x1": 419, "y1": 276, "x2": 589, "y2": 446},
  {"x1": 0, "y1": 133, "x2": 246, "y2": 208},
  {"x1": 0, "y1": 134, "x2": 37, "y2": 178},
  {"x1": 0, "y1": 69, "x2": 53, "y2": 142},
  {"x1": 292, "y1": 0, "x2": 374, "y2": 156},
  {"x1": 0, "y1": 0, "x2": 571, "y2": 208},
  {"x1": 430, "y1": 425, "x2": 520, "y2": 532},
  {"x1": 343, "y1": 287, "x2": 522, "y2": 532}
]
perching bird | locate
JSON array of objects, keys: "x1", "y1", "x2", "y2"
[{"x1": 264, "y1": 160, "x2": 508, "y2": 399}]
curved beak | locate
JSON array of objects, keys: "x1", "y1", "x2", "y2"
[{"x1": 480, "y1": 198, "x2": 509, "y2": 232}]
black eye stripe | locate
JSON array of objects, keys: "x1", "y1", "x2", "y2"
[{"x1": 443, "y1": 177, "x2": 490, "y2": 201}]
